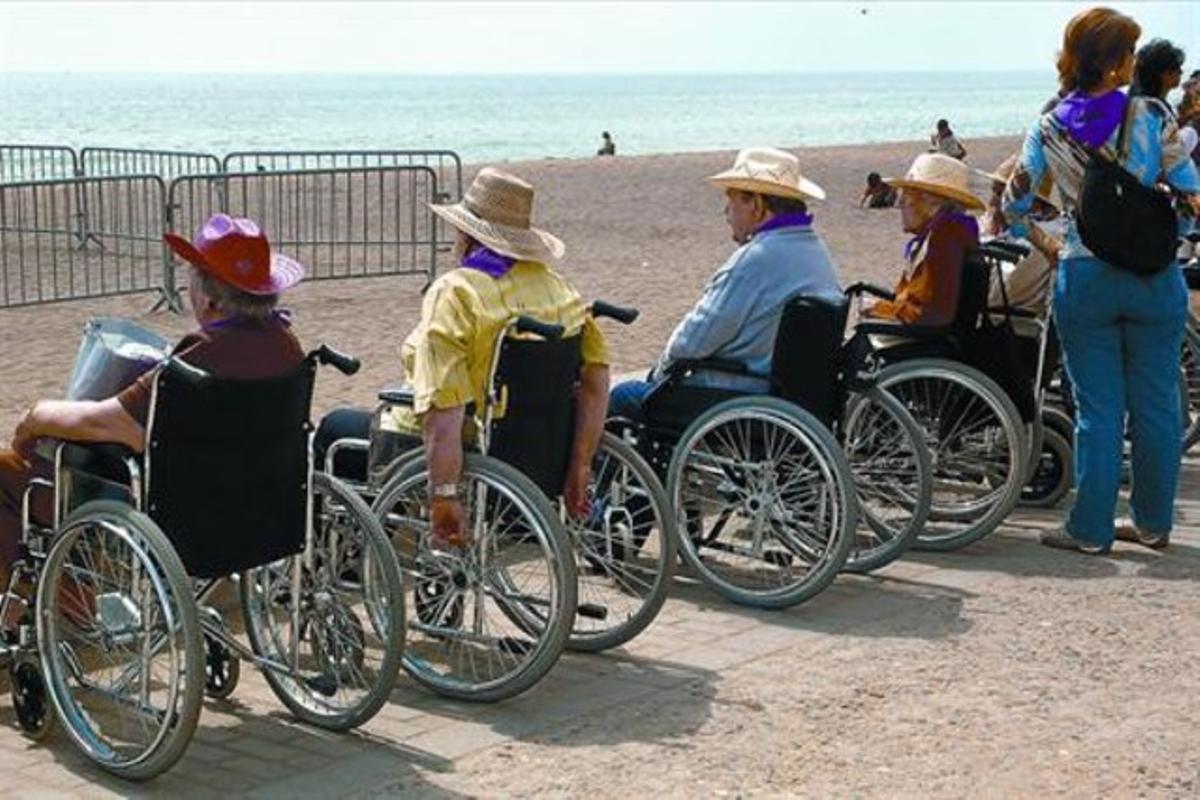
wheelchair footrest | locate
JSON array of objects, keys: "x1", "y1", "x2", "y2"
[{"x1": 576, "y1": 603, "x2": 609, "y2": 621}]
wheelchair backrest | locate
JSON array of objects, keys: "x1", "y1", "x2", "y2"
[
  {"x1": 770, "y1": 293, "x2": 850, "y2": 426},
  {"x1": 952, "y1": 248, "x2": 990, "y2": 334},
  {"x1": 487, "y1": 334, "x2": 582, "y2": 498},
  {"x1": 145, "y1": 358, "x2": 315, "y2": 578}
]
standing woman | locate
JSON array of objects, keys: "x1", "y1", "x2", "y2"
[{"x1": 1004, "y1": 7, "x2": 1200, "y2": 554}]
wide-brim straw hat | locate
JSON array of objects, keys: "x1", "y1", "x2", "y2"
[
  {"x1": 885, "y1": 152, "x2": 986, "y2": 212},
  {"x1": 707, "y1": 147, "x2": 826, "y2": 202},
  {"x1": 429, "y1": 167, "x2": 564, "y2": 263}
]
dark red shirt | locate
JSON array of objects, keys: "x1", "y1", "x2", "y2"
[{"x1": 117, "y1": 319, "x2": 304, "y2": 425}]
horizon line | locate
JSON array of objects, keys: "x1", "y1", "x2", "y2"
[{"x1": 0, "y1": 67, "x2": 1052, "y2": 78}]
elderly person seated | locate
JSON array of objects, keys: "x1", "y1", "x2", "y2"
[
  {"x1": 608, "y1": 147, "x2": 840, "y2": 421},
  {"x1": 314, "y1": 167, "x2": 610, "y2": 548},
  {"x1": 0, "y1": 214, "x2": 305, "y2": 623},
  {"x1": 862, "y1": 153, "x2": 983, "y2": 326}
]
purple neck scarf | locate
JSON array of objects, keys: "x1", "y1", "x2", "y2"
[
  {"x1": 1053, "y1": 89, "x2": 1127, "y2": 148},
  {"x1": 202, "y1": 308, "x2": 293, "y2": 331},
  {"x1": 461, "y1": 244, "x2": 517, "y2": 278},
  {"x1": 904, "y1": 210, "x2": 979, "y2": 261},
  {"x1": 753, "y1": 212, "x2": 813, "y2": 237}
]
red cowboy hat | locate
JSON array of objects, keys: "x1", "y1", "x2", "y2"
[{"x1": 163, "y1": 214, "x2": 303, "y2": 296}]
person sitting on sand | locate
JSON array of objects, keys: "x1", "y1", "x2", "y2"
[
  {"x1": 608, "y1": 147, "x2": 840, "y2": 421},
  {"x1": 930, "y1": 119, "x2": 968, "y2": 160},
  {"x1": 597, "y1": 131, "x2": 616, "y2": 157},
  {"x1": 862, "y1": 153, "x2": 981, "y2": 326},
  {"x1": 859, "y1": 171, "x2": 898, "y2": 208},
  {"x1": 0, "y1": 214, "x2": 305, "y2": 624},
  {"x1": 314, "y1": 168, "x2": 610, "y2": 547}
]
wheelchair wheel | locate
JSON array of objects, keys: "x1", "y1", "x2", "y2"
[
  {"x1": 10, "y1": 655, "x2": 55, "y2": 741},
  {"x1": 241, "y1": 472, "x2": 404, "y2": 732},
  {"x1": 1020, "y1": 426, "x2": 1073, "y2": 508},
  {"x1": 666, "y1": 396, "x2": 857, "y2": 609},
  {"x1": 373, "y1": 453, "x2": 576, "y2": 702},
  {"x1": 38, "y1": 500, "x2": 203, "y2": 781},
  {"x1": 566, "y1": 432, "x2": 676, "y2": 652},
  {"x1": 876, "y1": 359, "x2": 1026, "y2": 551},
  {"x1": 1182, "y1": 326, "x2": 1200, "y2": 453},
  {"x1": 840, "y1": 385, "x2": 933, "y2": 574}
]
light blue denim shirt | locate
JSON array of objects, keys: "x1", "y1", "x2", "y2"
[
  {"x1": 656, "y1": 224, "x2": 842, "y2": 392},
  {"x1": 1004, "y1": 95, "x2": 1200, "y2": 261}
]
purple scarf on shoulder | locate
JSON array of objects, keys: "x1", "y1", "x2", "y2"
[
  {"x1": 753, "y1": 212, "x2": 813, "y2": 237},
  {"x1": 202, "y1": 308, "x2": 293, "y2": 331},
  {"x1": 460, "y1": 244, "x2": 517, "y2": 278},
  {"x1": 1053, "y1": 90, "x2": 1127, "y2": 148}
]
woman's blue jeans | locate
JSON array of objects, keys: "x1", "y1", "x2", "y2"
[{"x1": 1054, "y1": 256, "x2": 1188, "y2": 545}]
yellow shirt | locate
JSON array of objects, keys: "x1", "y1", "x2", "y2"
[{"x1": 383, "y1": 260, "x2": 609, "y2": 436}]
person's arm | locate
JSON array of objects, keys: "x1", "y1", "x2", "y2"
[
  {"x1": 1002, "y1": 119, "x2": 1053, "y2": 256},
  {"x1": 562, "y1": 364, "x2": 610, "y2": 518},
  {"x1": 11, "y1": 397, "x2": 144, "y2": 462},
  {"x1": 422, "y1": 405, "x2": 467, "y2": 548},
  {"x1": 662, "y1": 252, "x2": 754, "y2": 367}
]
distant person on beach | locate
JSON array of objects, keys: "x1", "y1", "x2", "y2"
[
  {"x1": 608, "y1": 147, "x2": 839, "y2": 421},
  {"x1": 1004, "y1": 7, "x2": 1200, "y2": 555},
  {"x1": 862, "y1": 152, "x2": 982, "y2": 326},
  {"x1": 314, "y1": 168, "x2": 610, "y2": 546},
  {"x1": 930, "y1": 119, "x2": 968, "y2": 160},
  {"x1": 597, "y1": 131, "x2": 616, "y2": 156},
  {"x1": 859, "y1": 171, "x2": 897, "y2": 208},
  {"x1": 0, "y1": 215, "x2": 305, "y2": 626}
]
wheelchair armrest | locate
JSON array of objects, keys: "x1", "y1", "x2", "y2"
[
  {"x1": 988, "y1": 305, "x2": 1039, "y2": 320},
  {"x1": 663, "y1": 358, "x2": 762, "y2": 380},
  {"x1": 844, "y1": 282, "x2": 896, "y2": 302},
  {"x1": 378, "y1": 385, "x2": 414, "y2": 406},
  {"x1": 979, "y1": 239, "x2": 1030, "y2": 264},
  {"x1": 854, "y1": 320, "x2": 952, "y2": 339},
  {"x1": 56, "y1": 441, "x2": 140, "y2": 485}
]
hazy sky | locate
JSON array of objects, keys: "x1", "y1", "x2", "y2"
[{"x1": 2, "y1": 1, "x2": 1197, "y2": 75}]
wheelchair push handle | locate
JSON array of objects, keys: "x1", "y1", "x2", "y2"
[
  {"x1": 312, "y1": 344, "x2": 361, "y2": 376},
  {"x1": 591, "y1": 300, "x2": 639, "y2": 325},
  {"x1": 514, "y1": 316, "x2": 565, "y2": 340}
]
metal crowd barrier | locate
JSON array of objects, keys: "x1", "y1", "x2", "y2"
[
  {"x1": 0, "y1": 145, "x2": 80, "y2": 184},
  {"x1": 164, "y1": 165, "x2": 440, "y2": 307},
  {"x1": 224, "y1": 151, "x2": 462, "y2": 251},
  {"x1": 80, "y1": 147, "x2": 223, "y2": 180},
  {"x1": 0, "y1": 175, "x2": 168, "y2": 308}
]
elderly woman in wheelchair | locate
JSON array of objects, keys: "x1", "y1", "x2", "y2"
[
  {"x1": 318, "y1": 168, "x2": 677, "y2": 702},
  {"x1": 847, "y1": 153, "x2": 1047, "y2": 551},
  {"x1": 0, "y1": 216, "x2": 404, "y2": 780}
]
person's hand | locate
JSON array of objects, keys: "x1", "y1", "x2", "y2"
[
  {"x1": 10, "y1": 407, "x2": 39, "y2": 465},
  {"x1": 429, "y1": 496, "x2": 469, "y2": 550},
  {"x1": 562, "y1": 463, "x2": 593, "y2": 520}
]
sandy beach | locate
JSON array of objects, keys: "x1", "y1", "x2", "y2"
[
  {"x1": 0, "y1": 135, "x2": 1021, "y2": 433},
  {"x1": 5, "y1": 135, "x2": 1200, "y2": 798}
]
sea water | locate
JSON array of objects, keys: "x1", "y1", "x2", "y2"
[{"x1": 1, "y1": 71, "x2": 1056, "y2": 162}]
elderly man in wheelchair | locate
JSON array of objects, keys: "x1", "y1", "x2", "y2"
[
  {"x1": 0, "y1": 216, "x2": 403, "y2": 780},
  {"x1": 318, "y1": 168, "x2": 676, "y2": 703},
  {"x1": 605, "y1": 148, "x2": 938, "y2": 609}
]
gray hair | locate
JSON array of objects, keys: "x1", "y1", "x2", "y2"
[{"x1": 196, "y1": 269, "x2": 279, "y2": 320}]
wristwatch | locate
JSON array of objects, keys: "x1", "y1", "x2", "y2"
[{"x1": 429, "y1": 482, "x2": 459, "y2": 501}]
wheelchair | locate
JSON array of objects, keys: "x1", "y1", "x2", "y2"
[
  {"x1": 331, "y1": 302, "x2": 677, "y2": 702},
  {"x1": 848, "y1": 240, "x2": 1038, "y2": 550},
  {"x1": 0, "y1": 347, "x2": 404, "y2": 780},
  {"x1": 616, "y1": 291, "x2": 935, "y2": 609}
]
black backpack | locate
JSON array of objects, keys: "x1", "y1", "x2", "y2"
[{"x1": 1072, "y1": 100, "x2": 1177, "y2": 276}]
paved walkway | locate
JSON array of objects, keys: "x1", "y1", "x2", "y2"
[{"x1": 0, "y1": 464, "x2": 1197, "y2": 797}]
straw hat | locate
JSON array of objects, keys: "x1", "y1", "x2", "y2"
[
  {"x1": 707, "y1": 147, "x2": 826, "y2": 202},
  {"x1": 885, "y1": 153, "x2": 985, "y2": 211},
  {"x1": 980, "y1": 154, "x2": 1061, "y2": 209},
  {"x1": 429, "y1": 168, "x2": 564, "y2": 263}
]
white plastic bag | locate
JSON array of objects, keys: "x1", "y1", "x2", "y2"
[{"x1": 65, "y1": 317, "x2": 169, "y2": 401}]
